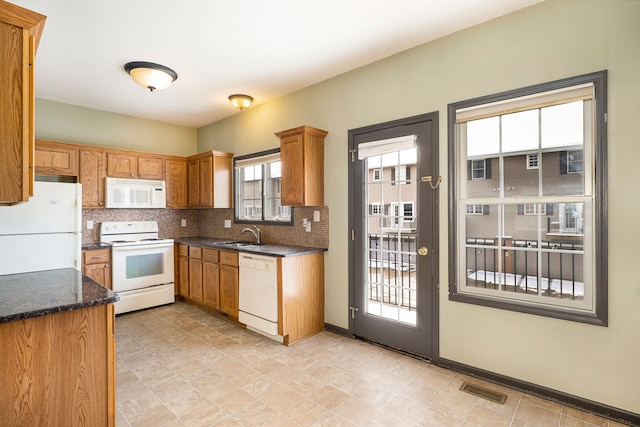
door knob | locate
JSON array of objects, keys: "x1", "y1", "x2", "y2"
[{"x1": 418, "y1": 247, "x2": 428, "y2": 256}]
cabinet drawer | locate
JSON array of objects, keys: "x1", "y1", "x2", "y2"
[
  {"x1": 219, "y1": 250, "x2": 238, "y2": 267},
  {"x1": 178, "y1": 244, "x2": 189, "y2": 257},
  {"x1": 83, "y1": 248, "x2": 111, "y2": 265},
  {"x1": 189, "y1": 245, "x2": 202, "y2": 259},
  {"x1": 203, "y1": 248, "x2": 219, "y2": 263}
]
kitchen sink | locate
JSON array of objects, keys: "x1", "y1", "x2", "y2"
[{"x1": 217, "y1": 242, "x2": 263, "y2": 249}]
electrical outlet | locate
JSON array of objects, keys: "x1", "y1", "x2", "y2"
[
  {"x1": 87, "y1": 220, "x2": 94, "y2": 230},
  {"x1": 302, "y1": 218, "x2": 308, "y2": 226},
  {"x1": 313, "y1": 210, "x2": 320, "y2": 222},
  {"x1": 181, "y1": 219, "x2": 187, "y2": 227},
  {"x1": 224, "y1": 219, "x2": 231, "y2": 228},
  {"x1": 305, "y1": 222, "x2": 311, "y2": 232}
]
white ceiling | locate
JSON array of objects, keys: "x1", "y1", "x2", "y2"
[{"x1": 11, "y1": 0, "x2": 541, "y2": 128}]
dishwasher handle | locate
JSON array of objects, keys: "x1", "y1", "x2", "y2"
[{"x1": 239, "y1": 253, "x2": 277, "y2": 270}]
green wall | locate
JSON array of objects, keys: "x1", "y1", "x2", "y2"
[
  {"x1": 31, "y1": 0, "x2": 640, "y2": 416},
  {"x1": 197, "y1": 0, "x2": 640, "y2": 415},
  {"x1": 35, "y1": 99, "x2": 197, "y2": 156}
]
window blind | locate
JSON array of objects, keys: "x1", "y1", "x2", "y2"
[
  {"x1": 357, "y1": 135, "x2": 417, "y2": 160},
  {"x1": 455, "y1": 83, "x2": 594, "y2": 123}
]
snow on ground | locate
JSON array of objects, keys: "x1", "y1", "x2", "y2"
[{"x1": 467, "y1": 270, "x2": 584, "y2": 296}]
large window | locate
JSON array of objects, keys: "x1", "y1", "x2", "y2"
[
  {"x1": 448, "y1": 71, "x2": 608, "y2": 325},
  {"x1": 234, "y1": 149, "x2": 293, "y2": 224}
]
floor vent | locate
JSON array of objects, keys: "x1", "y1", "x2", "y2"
[{"x1": 460, "y1": 382, "x2": 507, "y2": 404}]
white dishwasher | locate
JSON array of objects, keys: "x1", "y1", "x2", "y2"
[{"x1": 238, "y1": 253, "x2": 279, "y2": 338}]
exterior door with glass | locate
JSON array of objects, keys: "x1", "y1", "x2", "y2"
[{"x1": 348, "y1": 113, "x2": 439, "y2": 358}]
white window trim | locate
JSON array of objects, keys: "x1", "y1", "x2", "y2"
[
  {"x1": 471, "y1": 159, "x2": 486, "y2": 180},
  {"x1": 526, "y1": 153, "x2": 539, "y2": 170},
  {"x1": 466, "y1": 204, "x2": 485, "y2": 215}
]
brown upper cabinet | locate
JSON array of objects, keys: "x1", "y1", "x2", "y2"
[
  {"x1": 187, "y1": 150, "x2": 233, "y2": 208},
  {"x1": 35, "y1": 140, "x2": 78, "y2": 176},
  {"x1": 0, "y1": 2, "x2": 46, "y2": 205},
  {"x1": 107, "y1": 153, "x2": 165, "y2": 180},
  {"x1": 80, "y1": 149, "x2": 107, "y2": 208},
  {"x1": 275, "y1": 125, "x2": 327, "y2": 207},
  {"x1": 165, "y1": 158, "x2": 188, "y2": 208}
]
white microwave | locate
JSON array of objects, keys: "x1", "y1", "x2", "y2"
[{"x1": 105, "y1": 177, "x2": 166, "y2": 208}]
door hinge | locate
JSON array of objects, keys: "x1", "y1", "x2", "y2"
[
  {"x1": 349, "y1": 149, "x2": 356, "y2": 162},
  {"x1": 349, "y1": 306, "x2": 359, "y2": 318},
  {"x1": 604, "y1": 112, "x2": 608, "y2": 123},
  {"x1": 351, "y1": 229, "x2": 355, "y2": 240}
]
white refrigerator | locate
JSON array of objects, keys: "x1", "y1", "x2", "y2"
[{"x1": 0, "y1": 181, "x2": 82, "y2": 275}]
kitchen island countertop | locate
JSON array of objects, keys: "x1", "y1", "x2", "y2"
[
  {"x1": 174, "y1": 236, "x2": 326, "y2": 257},
  {"x1": 0, "y1": 268, "x2": 119, "y2": 324}
]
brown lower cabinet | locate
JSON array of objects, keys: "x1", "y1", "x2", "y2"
[
  {"x1": 176, "y1": 244, "x2": 325, "y2": 345},
  {"x1": 82, "y1": 248, "x2": 112, "y2": 289},
  {"x1": 203, "y1": 248, "x2": 220, "y2": 309},
  {"x1": 178, "y1": 244, "x2": 238, "y2": 321},
  {"x1": 0, "y1": 304, "x2": 116, "y2": 426},
  {"x1": 218, "y1": 251, "x2": 239, "y2": 321},
  {"x1": 188, "y1": 246, "x2": 203, "y2": 303}
]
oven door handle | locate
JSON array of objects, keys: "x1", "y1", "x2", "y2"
[{"x1": 111, "y1": 243, "x2": 174, "y2": 251}]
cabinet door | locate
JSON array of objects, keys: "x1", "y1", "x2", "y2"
[
  {"x1": 166, "y1": 159, "x2": 188, "y2": 208},
  {"x1": 137, "y1": 156, "x2": 164, "y2": 180},
  {"x1": 280, "y1": 134, "x2": 305, "y2": 206},
  {"x1": 178, "y1": 256, "x2": 189, "y2": 297},
  {"x1": 83, "y1": 263, "x2": 111, "y2": 290},
  {"x1": 219, "y1": 265, "x2": 238, "y2": 320},
  {"x1": 203, "y1": 262, "x2": 220, "y2": 310},
  {"x1": 199, "y1": 155, "x2": 214, "y2": 207},
  {"x1": 189, "y1": 258, "x2": 203, "y2": 303},
  {"x1": 107, "y1": 153, "x2": 137, "y2": 178},
  {"x1": 0, "y1": 20, "x2": 33, "y2": 204},
  {"x1": 35, "y1": 144, "x2": 78, "y2": 176},
  {"x1": 187, "y1": 158, "x2": 200, "y2": 207},
  {"x1": 80, "y1": 150, "x2": 107, "y2": 208},
  {"x1": 213, "y1": 152, "x2": 232, "y2": 208}
]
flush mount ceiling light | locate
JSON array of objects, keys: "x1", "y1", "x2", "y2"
[
  {"x1": 124, "y1": 61, "x2": 178, "y2": 92},
  {"x1": 228, "y1": 94, "x2": 253, "y2": 111}
]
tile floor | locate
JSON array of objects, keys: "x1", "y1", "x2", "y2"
[{"x1": 115, "y1": 302, "x2": 626, "y2": 427}]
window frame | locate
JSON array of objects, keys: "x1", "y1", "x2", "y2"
[
  {"x1": 233, "y1": 148, "x2": 294, "y2": 225},
  {"x1": 447, "y1": 71, "x2": 608, "y2": 326},
  {"x1": 526, "y1": 153, "x2": 539, "y2": 170}
]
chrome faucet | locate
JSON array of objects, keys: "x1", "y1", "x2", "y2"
[{"x1": 241, "y1": 225, "x2": 261, "y2": 244}]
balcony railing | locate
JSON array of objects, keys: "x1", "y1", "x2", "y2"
[
  {"x1": 367, "y1": 233, "x2": 417, "y2": 310},
  {"x1": 466, "y1": 237, "x2": 584, "y2": 300}
]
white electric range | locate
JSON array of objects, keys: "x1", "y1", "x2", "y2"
[{"x1": 100, "y1": 221, "x2": 174, "y2": 314}]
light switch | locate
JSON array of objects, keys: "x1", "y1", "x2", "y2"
[
  {"x1": 87, "y1": 220, "x2": 94, "y2": 230},
  {"x1": 181, "y1": 219, "x2": 187, "y2": 227},
  {"x1": 313, "y1": 210, "x2": 320, "y2": 222},
  {"x1": 224, "y1": 219, "x2": 232, "y2": 228}
]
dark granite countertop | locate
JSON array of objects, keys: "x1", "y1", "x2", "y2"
[
  {"x1": 82, "y1": 243, "x2": 112, "y2": 250},
  {"x1": 174, "y1": 236, "x2": 326, "y2": 257},
  {"x1": 0, "y1": 268, "x2": 119, "y2": 324}
]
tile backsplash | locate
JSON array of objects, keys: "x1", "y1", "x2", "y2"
[{"x1": 82, "y1": 206, "x2": 329, "y2": 249}]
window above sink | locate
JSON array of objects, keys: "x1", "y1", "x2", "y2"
[{"x1": 234, "y1": 148, "x2": 293, "y2": 225}]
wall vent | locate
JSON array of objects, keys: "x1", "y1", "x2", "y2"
[{"x1": 460, "y1": 382, "x2": 507, "y2": 404}]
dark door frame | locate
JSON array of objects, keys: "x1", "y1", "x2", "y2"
[{"x1": 347, "y1": 112, "x2": 440, "y2": 362}]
